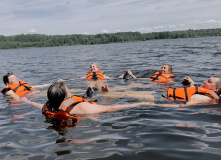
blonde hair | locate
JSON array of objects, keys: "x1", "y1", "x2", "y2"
[
  {"x1": 164, "y1": 64, "x2": 172, "y2": 74},
  {"x1": 90, "y1": 63, "x2": 99, "y2": 68}
]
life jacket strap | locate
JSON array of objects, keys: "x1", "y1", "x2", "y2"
[
  {"x1": 195, "y1": 86, "x2": 198, "y2": 94},
  {"x1": 151, "y1": 73, "x2": 160, "y2": 81},
  {"x1": 173, "y1": 88, "x2": 176, "y2": 100},
  {"x1": 92, "y1": 72, "x2": 98, "y2": 80},
  {"x1": 13, "y1": 82, "x2": 31, "y2": 93},
  {"x1": 184, "y1": 87, "x2": 188, "y2": 101}
]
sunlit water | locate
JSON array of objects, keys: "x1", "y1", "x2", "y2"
[{"x1": 0, "y1": 37, "x2": 221, "y2": 160}]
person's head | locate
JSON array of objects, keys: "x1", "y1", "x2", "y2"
[
  {"x1": 47, "y1": 82, "x2": 71, "y2": 111},
  {"x1": 90, "y1": 63, "x2": 100, "y2": 72},
  {"x1": 159, "y1": 64, "x2": 172, "y2": 74},
  {"x1": 3, "y1": 72, "x2": 20, "y2": 85},
  {"x1": 203, "y1": 77, "x2": 221, "y2": 95}
]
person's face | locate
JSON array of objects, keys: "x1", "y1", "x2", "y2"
[
  {"x1": 203, "y1": 77, "x2": 219, "y2": 91},
  {"x1": 65, "y1": 85, "x2": 71, "y2": 98},
  {"x1": 90, "y1": 64, "x2": 99, "y2": 72},
  {"x1": 159, "y1": 65, "x2": 170, "y2": 74},
  {"x1": 8, "y1": 75, "x2": 19, "y2": 85}
]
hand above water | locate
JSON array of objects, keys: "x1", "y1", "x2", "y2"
[{"x1": 182, "y1": 76, "x2": 195, "y2": 86}]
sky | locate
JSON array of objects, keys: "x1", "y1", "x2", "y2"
[{"x1": 0, "y1": 0, "x2": 221, "y2": 36}]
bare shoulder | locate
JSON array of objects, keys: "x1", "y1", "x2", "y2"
[{"x1": 69, "y1": 102, "x2": 104, "y2": 115}]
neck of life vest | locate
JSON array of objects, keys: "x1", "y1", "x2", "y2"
[
  {"x1": 86, "y1": 71, "x2": 104, "y2": 80},
  {"x1": 1, "y1": 80, "x2": 35, "y2": 96},
  {"x1": 167, "y1": 86, "x2": 220, "y2": 102},
  {"x1": 42, "y1": 96, "x2": 89, "y2": 124},
  {"x1": 150, "y1": 71, "x2": 175, "y2": 82}
]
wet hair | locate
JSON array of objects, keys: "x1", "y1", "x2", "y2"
[
  {"x1": 164, "y1": 64, "x2": 172, "y2": 74},
  {"x1": 90, "y1": 63, "x2": 99, "y2": 68},
  {"x1": 3, "y1": 72, "x2": 14, "y2": 85},
  {"x1": 215, "y1": 77, "x2": 221, "y2": 96},
  {"x1": 47, "y1": 82, "x2": 67, "y2": 111}
]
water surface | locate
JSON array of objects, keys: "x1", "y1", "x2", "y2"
[{"x1": 0, "y1": 37, "x2": 221, "y2": 160}]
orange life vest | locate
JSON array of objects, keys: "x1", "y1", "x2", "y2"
[
  {"x1": 1, "y1": 80, "x2": 35, "y2": 96},
  {"x1": 150, "y1": 71, "x2": 175, "y2": 82},
  {"x1": 86, "y1": 71, "x2": 104, "y2": 80},
  {"x1": 167, "y1": 86, "x2": 220, "y2": 102},
  {"x1": 42, "y1": 96, "x2": 89, "y2": 125}
]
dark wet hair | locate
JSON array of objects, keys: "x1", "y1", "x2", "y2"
[
  {"x1": 3, "y1": 72, "x2": 14, "y2": 85},
  {"x1": 47, "y1": 82, "x2": 67, "y2": 111}
]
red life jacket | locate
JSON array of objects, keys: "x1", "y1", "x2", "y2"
[
  {"x1": 1, "y1": 80, "x2": 35, "y2": 96},
  {"x1": 150, "y1": 71, "x2": 175, "y2": 83},
  {"x1": 42, "y1": 96, "x2": 89, "y2": 125},
  {"x1": 167, "y1": 86, "x2": 220, "y2": 102},
  {"x1": 86, "y1": 71, "x2": 104, "y2": 80}
]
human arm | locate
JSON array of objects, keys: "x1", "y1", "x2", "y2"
[
  {"x1": 32, "y1": 83, "x2": 52, "y2": 89},
  {"x1": 69, "y1": 101, "x2": 153, "y2": 115},
  {"x1": 20, "y1": 97, "x2": 44, "y2": 109},
  {"x1": 103, "y1": 75, "x2": 111, "y2": 79},
  {"x1": 80, "y1": 76, "x2": 87, "y2": 79},
  {"x1": 6, "y1": 90, "x2": 21, "y2": 101}
]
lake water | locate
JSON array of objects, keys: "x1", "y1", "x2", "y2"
[{"x1": 0, "y1": 37, "x2": 221, "y2": 160}]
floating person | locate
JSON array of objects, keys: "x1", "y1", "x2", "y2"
[
  {"x1": 21, "y1": 82, "x2": 152, "y2": 126},
  {"x1": 120, "y1": 64, "x2": 175, "y2": 83},
  {"x1": 61, "y1": 62, "x2": 127, "y2": 98},
  {"x1": 161, "y1": 76, "x2": 221, "y2": 107},
  {"x1": 1, "y1": 72, "x2": 51, "y2": 102},
  {"x1": 81, "y1": 62, "x2": 111, "y2": 80}
]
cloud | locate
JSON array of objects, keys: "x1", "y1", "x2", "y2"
[
  {"x1": 1, "y1": 0, "x2": 221, "y2": 36},
  {"x1": 100, "y1": 29, "x2": 109, "y2": 33},
  {"x1": 134, "y1": 19, "x2": 221, "y2": 33},
  {"x1": 206, "y1": 19, "x2": 217, "y2": 23},
  {"x1": 80, "y1": 32, "x2": 90, "y2": 35},
  {"x1": 28, "y1": 29, "x2": 37, "y2": 34},
  {"x1": 115, "y1": 30, "x2": 121, "y2": 33},
  {"x1": 168, "y1": 25, "x2": 176, "y2": 28}
]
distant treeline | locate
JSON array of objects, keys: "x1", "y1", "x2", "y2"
[{"x1": 0, "y1": 28, "x2": 221, "y2": 49}]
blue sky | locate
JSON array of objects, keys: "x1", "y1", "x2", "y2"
[{"x1": 1, "y1": 0, "x2": 221, "y2": 36}]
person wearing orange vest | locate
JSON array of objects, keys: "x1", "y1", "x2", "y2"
[
  {"x1": 1, "y1": 72, "x2": 51, "y2": 102},
  {"x1": 82, "y1": 63, "x2": 111, "y2": 80},
  {"x1": 57, "y1": 63, "x2": 113, "y2": 98},
  {"x1": 22, "y1": 82, "x2": 152, "y2": 118},
  {"x1": 181, "y1": 76, "x2": 221, "y2": 105},
  {"x1": 120, "y1": 64, "x2": 175, "y2": 83},
  {"x1": 160, "y1": 76, "x2": 221, "y2": 107}
]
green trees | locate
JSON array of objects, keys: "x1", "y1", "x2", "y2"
[{"x1": 0, "y1": 28, "x2": 221, "y2": 49}]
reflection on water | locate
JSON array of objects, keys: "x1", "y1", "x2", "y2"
[{"x1": 0, "y1": 37, "x2": 221, "y2": 160}]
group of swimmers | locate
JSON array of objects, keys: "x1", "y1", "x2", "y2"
[{"x1": 2, "y1": 63, "x2": 221, "y2": 126}]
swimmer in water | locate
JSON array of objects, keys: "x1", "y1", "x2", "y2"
[
  {"x1": 22, "y1": 82, "x2": 153, "y2": 115},
  {"x1": 159, "y1": 76, "x2": 221, "y2": 107},
  {"x1": 1, "y1": 72, "x2": 51, "y2": 102},
  {"x1": 120, "y1": 64, "x2": 175, "y2": 83}
]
